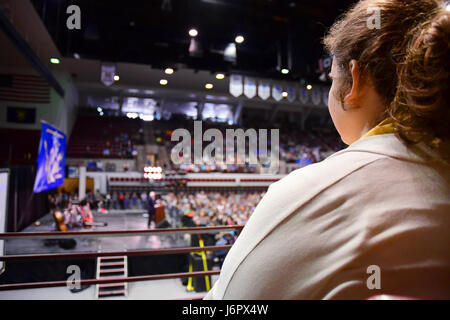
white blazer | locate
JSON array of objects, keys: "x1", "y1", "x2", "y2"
[{"x1": 204, "y1": 133, "x2": 450, "y2": 299}]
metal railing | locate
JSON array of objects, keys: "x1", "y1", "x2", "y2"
[{"x1": 0, "y1": 225, "x2": 244, "y2": 295}]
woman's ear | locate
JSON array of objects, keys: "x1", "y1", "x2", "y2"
[{"x1": 343, "y1": 59, "x2": 362, "y2": 108}]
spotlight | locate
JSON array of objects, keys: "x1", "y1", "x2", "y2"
[
  {"x1": 282, "y1": 91, "x2": 288, "y2": 98},
  {"x1": 50, "y1": 58, "x2": 60, "y2": 64},
  {"x1": 306, "y1": 84, "x2": 312, "y2": 90},
  {"x1": 235, "y1": 35, "x2": 244, "y2": 43},
  {"x1": 189, "y1": 28, "x2": 198, "y2": 37},
  {"x1": 97, "y1": 107, "x2": 103, "y2": 112},
  {"x1": 216, "y1": 73, "x2": 225, "y2": 80},
  {"x1": 160, "y1": 79, "x2": 168, "y2": 85},
  {"x1": 99, "y1": 111, "x2": 104, "y2": 116},
  {"x1": 114, "y1": 75, "x2": 120, "y2": 81},
  {"x1": 165, "y1": 68, "x2": 174, "y2": 75},
  {"x1": 205, "y1": 83, "x2": 213, "y2": 89},
  {"x1": 127, "y1": 112, "x2": 138, "y2": 119},
  {"x1": 141, "y1": 115, "x2": 154, "y2": 121},
  {"x1": 281, "y1": 68, "x2": 289, "y2": 74}
]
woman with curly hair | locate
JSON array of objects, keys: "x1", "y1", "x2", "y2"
[{"x1": 205, "y1": 0, "x2": 450, "y2": 300}]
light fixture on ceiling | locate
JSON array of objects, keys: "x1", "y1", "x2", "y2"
[
  {"x1": 282, "y1": 91, "x2": 288, "y2": 98},
  {"x1": 189, "y1": 28, "x2": 198, "y2": 37},
  {"x1": 165, "y1": 68, "x2": 174, "y2": 75},
  {"x1": 205, "y1": 83, "x2": 213, "y2": 89},
  {"x1": 114, "y1": 75, "x2": 120, "y2": 81},
  {"x1": 50, "y1": 57, "x2": 60, "y2": 64},
  {"x1": 216, "y1": 73, "x2": 225, "y2": 80},
  {"x1": 281, "y1": 68, "x2": 289, "y2": 74},
  {"x1": 235, "y1": 35, "x2": 244, "y2": 43},
  {"x1": 306, "y1": 84, "x2": 312, "y2": 90},
  {"x1": 160, "y1": 79, "x2": 168, "y2": 85}
]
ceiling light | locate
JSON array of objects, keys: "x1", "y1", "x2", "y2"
[
  {"x1": 160, "y1": 79, "x2": 168, "y2": 85},
  {"x1": 281, "y1": 68, "x2": 289, "y2": 74},
  {"x1": 306, "y1": 84, "x2": 312, "y2": 90},
  {"x1": 282, "y1": 91, "x2": 288, "y2": 97},
  {"x1": 50, "y1": 58, "x2": 60, "y2": 64},
  {"x1": 235, "y1": 35, "x2": 244, "y2": 43},
  {"x1": 127, "y1": 112, "x2": 138, "y2": 119},
  {"x1": 141, "y1": 115, "x2": 154, "y2": 121},
  {"x1": 216, "y1": 73, "x2": 225, "y2": 80},
  {"x1": 114, "y1": 75, "x2": 120, "y2": 81},
  {"x1": 205, "y1": 83, "x2": 213, "y2": 89},
  {"x1": 189, "y1": 29, "x2": 198, "y2": 37},
  {"x1": 165, "y1": 68, "x2": 174, "y2": 74},
  {"x1": 97, "y1": 107, "x2": 102, "y2": 112}
]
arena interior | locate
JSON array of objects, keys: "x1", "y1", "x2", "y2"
[{"x1": 1, "y1": 0, "x2": 448, "y2": 303}]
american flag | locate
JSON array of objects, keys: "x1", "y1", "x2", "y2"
[{"x1": 0, "y1": 74, "x2": 51, "y2": 104}]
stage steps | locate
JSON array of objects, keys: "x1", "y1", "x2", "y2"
[{"x1": 95, "y1": 256, "x2": 128, "y2": 298}]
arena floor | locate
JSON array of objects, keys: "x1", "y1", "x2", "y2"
[
  {"x1": 1, "y1": 210, "x2": 217, "y2": 300},
  {"x1": 5, "y1": 209, "x2": 188, "y2": 256}
]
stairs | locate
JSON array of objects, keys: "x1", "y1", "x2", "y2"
[{"x1": 95, "y1": 256, "x2": 128, "y2": 298}]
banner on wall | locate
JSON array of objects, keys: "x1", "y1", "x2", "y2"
[
  {"x1": 229, "y1": 74, "x2": 243, "y2": 97},
  {"x1": 101, "y1": 63, "x2": 116, "y2": 86},
  {"x1": 33, "y1": 122, "x2": 66, "y2": 193},
  {"x1": 299, "y1": 88, "x2": 310, "y2": 104},
  {"x1": 323, "y1": 89, "x2": 329, "y2": 107},
  {"x1": 258, "y1": 79, "x2": 271, "y2": 100},
  {"x1": 272, "y1": 82, "x2": 283, "y2": 101},
  {"x1": 312, "y1": 87, "x2": 322, "y2": 106},
  {"x1": 286, "y1": 86, "x2": 296, "y2": 102},
  {"x1": 6, "y1": 106, "x2": 36, "y2": 124},
  {"x1": 244, "y1": 77, "x2": 257, "y2": 99}
]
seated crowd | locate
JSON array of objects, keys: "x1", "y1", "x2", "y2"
[{"x1": 67, "y1": 111, "x2": 344, "y2": 173}]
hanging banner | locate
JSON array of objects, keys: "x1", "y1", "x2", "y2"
[
  {"x1": 101, "y1": 63, "x2": 116, "y2": 86},
  {"x1": 323, "y1": 89, "x2": 329, "y2": 107},
  {"x1": 258, "y1": 79, "x2": 271, "y2": 100},
  {"x1": 286, "y1": 86, "x2": 296, "y2": 102},
  {"x1": 272, "y1": 82, "x2": 283, "y2": 101},
  {"x1": 312, "y1": 87, "x2": 321, "y2": 106},
  {"x1": 299, "y1": 88, "x2": 310, "y2": 104},
  {"x1": 244, "y1": 77, "x2": 257, "y2": 99},
  {"x1": 33, "y1": 122, "x2": 66, "y2": 193},
  {"x1": 229, "y1": 74, "x2": 243, "y2": 97}
]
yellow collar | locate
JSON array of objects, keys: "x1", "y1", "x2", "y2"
[
  {"x1": 359, "y1": 117, "x2": 396, "y2": 140},
  {"x1": 360, "y1": 117, "x2": 444, "y2": 151}
]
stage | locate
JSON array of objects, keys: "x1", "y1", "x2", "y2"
[
  {"x1": 4, "y1": 209, "x2": 188, "y2": 256},
  {"x1": 0, "y1": 209, "x2": 202, "y2": 298}
]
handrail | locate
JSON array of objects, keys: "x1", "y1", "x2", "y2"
[
  {"x1": 0, "y1": 225, "x2": 244, "y2": 240},
  {"x1": 0, "y1": 225, "x2": 241, "y2": 294},
  {"x1": 0, "y1": 270, "x2": 220, "y2": 291},
  {"x1": 0, "y1": 245, "x2": 233, "y2": 261}
]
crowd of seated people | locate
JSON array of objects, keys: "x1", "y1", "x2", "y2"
[
  {"x1": 67, "y1": 111, "x2": 344, "y2": 173},
  {"x1": 67, "y1": 114, "x2": 143, "y2": 159},
  {"x1": 160, "y1": 191, "x2": 264, "y2": 227},
  {"x1": 152, "y1": 115, "x2": 343, "y2": 172}
]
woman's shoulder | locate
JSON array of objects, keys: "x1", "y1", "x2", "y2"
[{"x1": 271, "y1": 133, "x2": 449, "y2": 200}]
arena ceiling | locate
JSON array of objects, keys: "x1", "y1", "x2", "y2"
[{"x1": 30, "y1": 0, "x2": 357, "y2": 84}]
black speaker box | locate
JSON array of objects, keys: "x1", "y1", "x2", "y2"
[{"x1": 156, "y1": 219, "x2": 171, "y2": 229}]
